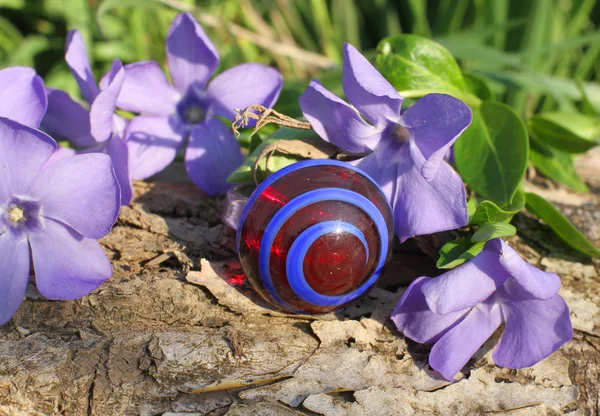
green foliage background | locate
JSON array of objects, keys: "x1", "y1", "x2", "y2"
[{"x1": 2, "y1": 0, "x2": 599, "y2": 116}]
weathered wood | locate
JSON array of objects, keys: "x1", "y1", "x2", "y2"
[{"x1": 1, "y1": 151, "x2": 600, "y2": 415}]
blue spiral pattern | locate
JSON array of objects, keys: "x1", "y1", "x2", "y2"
[
  {"x1": 236, "y1": 159, "x2": 393, "y2": 313},
  {"x1": 258, "y1": 187, "x2": 389, "y2": 311},
  {"x1": 286, "y1": 221, "x2": 369, "y2": 305}
]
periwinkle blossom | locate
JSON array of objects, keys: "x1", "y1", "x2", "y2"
[
  {"x1": 299, "y1": 44, "x2": 472, "y2": 242},
  {"x1": 0, "y1": 66, "x2": 47, "y2": 128},
  {"x1": 113, "y1": 13, "x2": 283, "y2": 195},
  {"x1": 41, "y1": 30, "x2": 132, "y2": 204},
  {"x1": 0, "y1": 117, "x2": 120, "y2": 325},
  {"x1": 392, "y1": 239, "x2": 573, "y2": 381}
]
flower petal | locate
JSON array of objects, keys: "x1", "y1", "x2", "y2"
[
  {"x1": 493, "y1": 278, "x2": 573, "y2": 368},
  {"x1": 185, "y1": 119, "x2": 243, "y2": 196},
  {"x1": 206, "y1": 63, "x2": 283, "y2": 122},
  {"x1": 90, "y1": 59, "x2": 125, "y2": 142},
  {"x1": 351, "y1": 140, "x2": 401, "y2": 203},
  {"x1": 393, "y1": 143, "x2": 468, "y2": 242},
  {"x1": 125, "y1": 116, "x2": 185, "y2": 180},
  {"x1": 0, "y1": 117, "x2": 57, "y2": 201},
  {"x1": 112, "y1": 114, "x2": 128, "y2": 138},
  {"x1": 429, "y1": 300, "x2": 503, "y2": 381},
  {"x1": 65, "y1": 30, "x2": 99, "y2": 104},
  {"x1": 498, "y1": 239, "x2": 561, "y2": 299},
  {"x1": 299, "y1": 80, "x2": 381, "y2": 153},
  {"x1": 41, "y1": 146, "x2": 77, "y2": 171},
  {"x1": 342, "y1": 43, "x2": 402, "y2": 127},
  {"x1": 0, "y1": 236, "x2": 30, "y2": 325},
  {"x1": 401, "y1": 94, "x2": 472, "y2": 181},
  {"x1": 421, "y1": 242, "x2": 509, "y2": 314},
  {"x1": 0, "y1": 66, "x2": 47, "y2": 128},
  {"x1": 42, "y1": 88, "x2": 95, "y2": 147},
  {"x1": 29, "y1": 219, "x2": 112, "y2": 300},
  {"x1": 112, "y1": 61, "x2": 179, "y2": 116},
  {"x1": 391, "y1": 276, "x2": 469, "y2": 344},
  {"x1": 105, "y1": 136, "x2": 132, "y2": 205},
  {"x1": 28, "y1": 153, "x2": 120, "y2": 239},
  {"x1": 166, "y1": 13, "x2": 219, "y2": 93}
]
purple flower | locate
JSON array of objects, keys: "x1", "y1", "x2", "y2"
[
  {"x1": 299, "y1": 44, "x2": 472, "y2": 242},
  {"x1": 0, "y1": 66, "x2": 47, "y2": 128},
  {"x1": 391, "y1": 238, "x2": 573, "y2": 381},
  {"x1": 0, "y1": 117, "x2": 120, "y2": 325},
  {"x1": 41, "y1": 30, "x2": 132, "y2": 205},
  {"x1": 114, "y1": 13, "x2": 283, "y2": 195}
]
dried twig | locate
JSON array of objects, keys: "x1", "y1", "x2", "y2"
[
  {"x1": 252, "y1": 139, "x2": 337, "y2": 185},
  {"x1": 232, "y1": 105, "x2": 367, "y2": 185},
  {"x1": 232, "y1": 104, "x2": 311, "y2": 137}
]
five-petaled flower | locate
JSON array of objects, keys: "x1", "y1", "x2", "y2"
[
  {"x1": 391, "y1": 238, "x2": 573, "y2": 381},
  {"x1": 299, "y1": 44, "x2": 472, "y2": 242},
  {"x1": 41, "y1": 30, "x2": 132, "y2": 204},
  {"x1": 0, "y1": 66, "x2": 47, "y2": 128},
  {"x1": 0, "y1": 117, "x2": 120, "y2": 325},
  {"x1": 113, "y1": 12, "x2": 283, "y2": 195}
]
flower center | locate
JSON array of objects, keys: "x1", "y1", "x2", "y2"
[
  {"x1": 389, "y1": 124, "x2": 411, "y2": 143},
  {"x1": 184, "y1": 106, "x2": 205, "y2": 124},
  {"x1": 2, "y1": 199, "x2": 42, "y2": 237},
  {"x1": 176, "y1": 85, "x2": 208, "y2": 126},
  {"x1": 6, "y1": 204, "x2": 26, "y2": 225}
]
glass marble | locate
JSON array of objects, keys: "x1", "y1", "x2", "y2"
[{"x1": 236, "y1": 160, "x2": 394, "y2": 314}]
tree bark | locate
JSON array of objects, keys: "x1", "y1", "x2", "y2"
[{"x1": 1, "y1": 151, "x2": 600, "y2": 416}]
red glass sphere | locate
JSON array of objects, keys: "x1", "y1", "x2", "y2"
[{"x1": 236, "y1": 160, "x2": 394, "y2": 314}]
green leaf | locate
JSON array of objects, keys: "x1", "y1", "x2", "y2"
[
  {"x1": 577, "y1": 79, "x2": 600, "y2": 116},
  {"x1": 96, "y1": 0, "x2": 162, "y2": 32},
  {"x1": 477, "y1": 71, "x2": 600, "y2": 111},
  {"x1": 437, "y1": 239, "x2": 485, "y2": 269},
  {"x1": 310, "y1": 0, "x2": 341, "y2": 61},
  {"x1": 0, "y1": 15, "x2": 22, "y2": 56},
  {"x1": 463, "y1": 71, "x2": 494, "y2": 101},
  {"x1": 437, "y1": 35, "x2": 526, "y2": 71},
  {"x1": 65, "y1": 0, "x2": 93, "y2": 54},
  {"x1": 7, "y1": 35, "x2": 50, "y2": 67},
  {"x1": 505, "y1": 189, "x2": 526, "y2": 212},
  {"x1": 248, "y1": 132, "x2": 265, "y2": 153},
  {"x1": 467, "y1": 196, "x2": 478, "y2": 223},
  {"x1": 434, "y1": 0, "x2": 470, "y2": 35},
  {"x1": 405, "y1": 0, "x2": 432, "y2": 37},
  {"x1": 227, "y1": 128, "x2": 320, "y2": 184},
  {"x1": 0, "y1": 0, "x2": 27, "y2": 8},
  {"x1": 375, "y1": 34, "x2": 467, "y2": 95},
  {"x1": 454, "y1": 101, "x2": 529, "y2": 208},
  {"x1": 481, "y1": 0, "x2": 509, "y2": 50},
  {"x1": 469, "y1": 195, "x2": 524, "y2": 225},
  {"x1": 525, "y1": 192, "x2": 600, "y2": 258},
  {"x1": 529, "y1": 135, "x2": 589, "y2": 192},
  {"x1": 471, "y1": 222, "x2": 516, "y2": 242},
  {"x1": 529, "y1": 112, "x2": 600, "y2": 154},
  {"x1": 331, "y1": 0, "x2": 360, "y2": 46}
]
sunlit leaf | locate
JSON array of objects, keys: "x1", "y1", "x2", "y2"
[
  {"x1": 469, "y1": 194, "x2": 524, "y2": 225},
  {"x1": 471, "y1": 222, "x2": 516, "y2": 242},
  {"x1": 463, "y1": 71, "x2": 494, "y2": 101},
  {"x1": 529, "y1": 135, "x2": 589, "y2": 192},
  {"x1": 529, "y1": 112, "x2": 600, "y2": 154},
  {"x1": 525, "y1": 192, "x2": 600, "y2": 258},
  {"x1": 437, "y1": 239, "x2": 485, "y2": 269},
  {"x1": 455, "y1": 102, "x2": 529, "y2": 208},
  {"x1": 376, "y1": 34, "x2": 467, "y2": 95}
]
